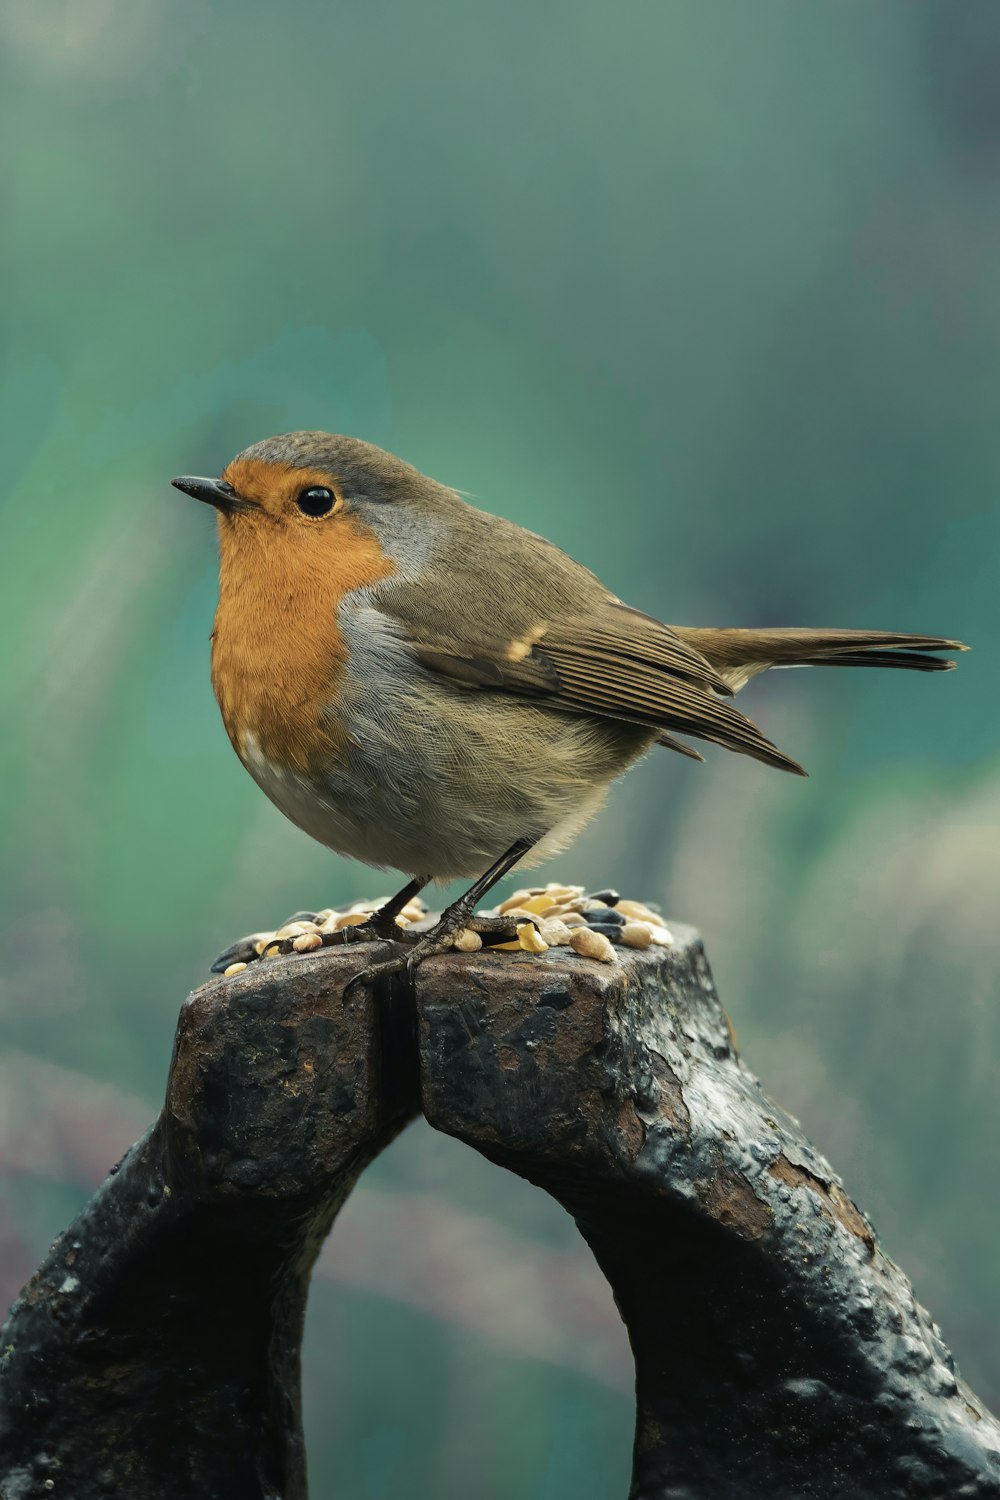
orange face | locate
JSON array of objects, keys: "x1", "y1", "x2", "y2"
[
  {"x1": 219, "y1": 458, "x2": 348, "y2": 527},
  {"x1": 211, "y1": 456, "x2": 396, "y2": 609}
]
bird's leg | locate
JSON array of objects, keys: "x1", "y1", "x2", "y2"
[
  {"x1": 343, "y1": 838, "x2": 540, "y2": 994},
  {"x1": 428, "y1": 837, "x2": 539, "y2": 939},
  {"x1": 339, "y1": 874, "x2": 432, "y2": 942}
]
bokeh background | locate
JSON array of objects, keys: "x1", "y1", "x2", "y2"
[{"x1": 2, "y1": 0, "x2": 999, "y2": 1493}]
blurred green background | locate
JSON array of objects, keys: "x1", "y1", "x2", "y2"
[{"x1": 1, "y1": 0, "x2": 998, "y2": 1493}]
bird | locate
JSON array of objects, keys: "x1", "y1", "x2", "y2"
[{"x1": 172, "y1": 431, "x2": 967, "y2": 982}]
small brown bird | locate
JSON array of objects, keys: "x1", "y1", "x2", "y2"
[{"x1": 173, "y1": 432, "x2": 967, "y2": 979}]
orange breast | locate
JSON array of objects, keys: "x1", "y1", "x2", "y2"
[{"x1": 210, "y1": 504, "x2": 396, "y2": 774}]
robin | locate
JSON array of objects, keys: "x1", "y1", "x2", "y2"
[{"x1": 172, "y1": 431, "x2": 967, "y2": 983}]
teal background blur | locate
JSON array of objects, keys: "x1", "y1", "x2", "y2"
[{"x1": 1, "y1": 1, "x2": 999, "y2": 1493}]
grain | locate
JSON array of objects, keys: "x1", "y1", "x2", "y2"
[
  {"x1": 616, "y1": 899, "x2": 661, "y2": 923},
  {"x1": 292, "y1": 931, "x2": 323, "y2": 952},
  {"x1": 517, "y1": 922, "x2": 549, "y2": 954},
  {"x1": 621, "y1": 922, "x2": 653, "y2": 949},
  {"x1": 499, "y1": 890, "x2": 534, "y2": 913},
  {"x1": 452, "y1": 928, "x2": 483, "y2": 952},
  {"x1": 569, "y1": 928, "x2": 617, "y2": 963}
]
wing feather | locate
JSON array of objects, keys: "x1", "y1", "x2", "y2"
[{"x1": 393, "y1": 596, "x2": 806, "y2": 775}]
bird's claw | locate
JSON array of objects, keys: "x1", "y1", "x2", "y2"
[
  {"x1": 340, "y1": 909, "x2": 547, "y2": 994},
  {"x1": 459, "y1": 912, "x2": 543, "y2": 946},
  {"x1": 342, "y1": 946, "x2": 412, "y2": 999},
  {"x1": 211, "y1": 913, "x2": 423, "y2": 972},
  {"x1": 342, "y1": 926, "x2": 459, "y2": 998}
]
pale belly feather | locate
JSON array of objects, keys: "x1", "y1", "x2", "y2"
[{"x1": 238, "y1": 596, "x2": 651, "y2": 880}]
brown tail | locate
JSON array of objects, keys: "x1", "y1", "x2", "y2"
[{"x1": 671, "y1": 627, "x2": 968, "y2": 693}]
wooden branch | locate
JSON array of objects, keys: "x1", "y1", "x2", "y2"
[{"x1": 1, "y1": 923, "x2": 998, "y2": 1499}]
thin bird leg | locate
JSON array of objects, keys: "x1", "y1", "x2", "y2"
[
  {"x1": 339, "y1": 874, "x2": 432, "y2": 941},
  {"x1": 432, "y1": 837, "x2": 538, "y2": 938},
  {"x1": 343, "y1": 838, "x2": 540, "y2": 995}
]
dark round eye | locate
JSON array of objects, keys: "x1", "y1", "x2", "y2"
[{"x1": 296, "y1": 485, "x2": 335, "y2": 517}]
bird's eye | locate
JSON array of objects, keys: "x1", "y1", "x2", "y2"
[{"x1": 296, "y1": 485, "x2": 336, "y2": 518}]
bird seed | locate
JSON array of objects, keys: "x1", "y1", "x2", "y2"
[
  {"x1": 568, "y1": 927, "x2": 617, "y2": 962},
  {"x1": 452, "y1": 928, "x2": 483, "y2": 952},
  {"x1": 292, "y1": 932, "x2": 323, "y2": 952},
  {"x1": 516, "y1": 922, "x2": 549, "y2": 954}
]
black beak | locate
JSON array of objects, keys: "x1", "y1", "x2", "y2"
[{"x1": 171, "y1": 476, "x2": 255, "y2": 513}]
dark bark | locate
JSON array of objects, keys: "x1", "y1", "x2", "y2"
[
  {"x1": 1, "y1": 923, "x2": 998, "y2": 1499},
  {"x1": 419, "y1": 925, "x2": 1000, "y2": 1499},
  {"x1": 0, "y1": 942, "x2": 418, "y2": 1500}
]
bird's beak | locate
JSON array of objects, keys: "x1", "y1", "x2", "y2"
[{"x1": 170, "y1": 476, "x2": 257, "y2": 513}]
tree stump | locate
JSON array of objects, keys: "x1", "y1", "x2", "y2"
[{"x1": 1, "y1": 923, "x2": 998, "y2": 1500}]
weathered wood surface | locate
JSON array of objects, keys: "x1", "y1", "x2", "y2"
[{"x1": 1, "y1": 925, "x2": 998, "y2": 1500}]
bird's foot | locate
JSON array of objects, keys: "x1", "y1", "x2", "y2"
[
  {"x1": 341, "y1": 909, "x2": 544, "y2": 997},
  {"x1": 211, "y1": 885, "x2": 675, "y2": 981},
  {"x1": 210, "y1": 898, "x2": 427, "y2": 973}
]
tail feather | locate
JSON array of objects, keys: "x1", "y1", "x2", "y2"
[
  {"x1": 671, "y1": 627, "x2": 968, "y2": 691},
  {"x1": 655, "y1": 732, "x2": 706, "y2": 762},
  {"x1": 783, "y1": 649, "x2": 956, "y2": 673}
]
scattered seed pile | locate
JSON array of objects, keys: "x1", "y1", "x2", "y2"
[
  {"x1": 477, "y1": 884, "x2": 673, "y2": 962},
  {"x1": 217, "y1": 883, "x2": 672, "y2": 977}
]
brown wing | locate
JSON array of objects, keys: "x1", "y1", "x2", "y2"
[
  {"x1": 408, "y1": 601, "x2": 731, "y2": 694},
  {"x1": 403, "y1": 598, "x2": 806, "y2": 776}
]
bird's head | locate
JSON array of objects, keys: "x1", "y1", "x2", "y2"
[{"x1": 172, "y1": 431, "x2": 453, "y2": 573}]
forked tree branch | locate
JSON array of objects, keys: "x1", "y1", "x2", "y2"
[{"x1": 1, "y1": 923, "x2": 998, "y2": 1499}]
